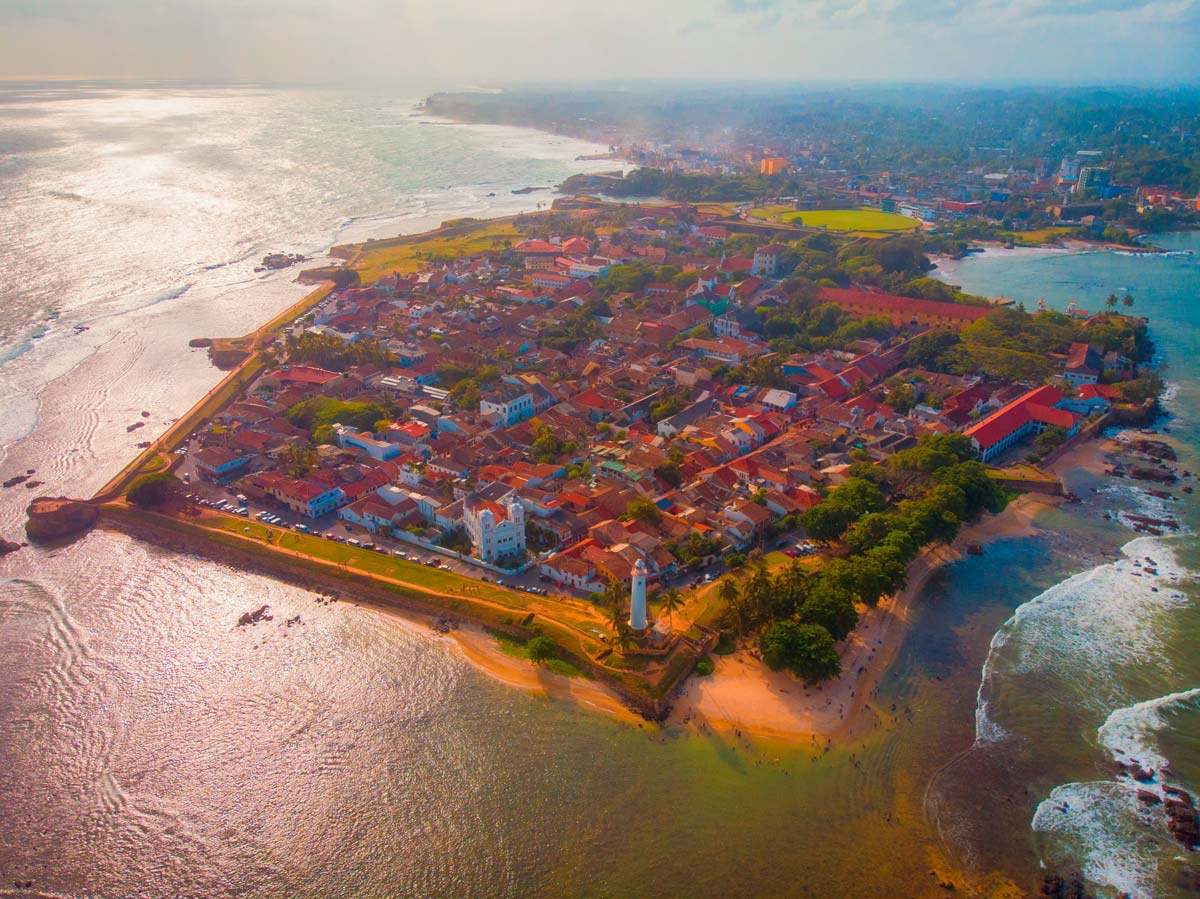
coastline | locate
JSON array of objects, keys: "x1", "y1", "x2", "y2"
[
  {"x1": 359, "y1": 604, "x2": 642, "y2": 726},
  {"x1": 666, "y1": 436, "x2": 1116, "y2": 745},
  {"x1": 667, "y1": 490, "x2": 1063, "y2": 745}
]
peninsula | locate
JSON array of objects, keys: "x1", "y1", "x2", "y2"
[{"x1": 36, "y1": 198, "x2": 1165, "y2": 726}]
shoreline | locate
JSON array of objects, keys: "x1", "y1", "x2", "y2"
[
  {"x1": 358, "y1": 603, "x2": 642, "y2": 726},
  {"x1": 666, "y1": 437, "x2": 1112, "y2": 745},
  {"x1": 667, "y1": 490, "x2": 1064, "y2": 745}
]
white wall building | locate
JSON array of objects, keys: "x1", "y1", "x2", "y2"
[{"x1": 464, "y1": 491, "x2": 526, "y2": 563}]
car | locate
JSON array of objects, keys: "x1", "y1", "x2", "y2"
[
  {"x1": 236, "y1": 507, "x2": 249, "y2": 516},
  {"x1": 393, "y1": 550, "x2": 406, "y2": 558},
  {"x1": 438, "y1": 563, "x2": 450, "y2": 570},
  {"x1": 296, "y1": 524, "x2": 309, "y2": 533},
  {"x1": 703, "y1": 573, "x2": 714, "y2": 583},
  {"x1": 324, "y1": 532, "x2": 335, "y2": 540},
  {"x1": 347, "y1": 539, "x2": 361, "y2": 547}
]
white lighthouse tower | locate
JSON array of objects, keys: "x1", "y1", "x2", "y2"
[{"x1": 629, "y1": 558, "x2": 648, "y2": 631}]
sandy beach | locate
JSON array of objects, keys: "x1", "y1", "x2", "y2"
[
  {"x1": 669, "y1": 488, "x2": 1068, "y2": 744},
  {"x1": 362, "y1": 602, "x2": 642, "y2": 725}
]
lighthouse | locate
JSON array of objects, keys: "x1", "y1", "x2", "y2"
[{"x1": 629, "y1": 558, "x2": 648, "y2": 631}]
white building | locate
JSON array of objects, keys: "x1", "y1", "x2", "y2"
[
  {"x1": 480, "y1": 383, "x2": 535, "y2": 428},
  {"x1": 464, "y1": 491, "x2": 526, "y2": 563}
]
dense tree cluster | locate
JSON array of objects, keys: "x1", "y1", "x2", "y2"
[
  {"x1": 719, "y1": 435, "x2": 1007, "y2": 684},
  {"x1": 284, "y1": 333, "x2": 391, "y2": 373}
]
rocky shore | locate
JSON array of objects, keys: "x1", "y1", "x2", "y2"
[{"x1": 24, "y1": 497, "x2": 98, "y2": 543}]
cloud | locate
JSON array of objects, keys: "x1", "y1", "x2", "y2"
[{"x1": 0, "y1": 0, "x2": 1196, "y2": 84}]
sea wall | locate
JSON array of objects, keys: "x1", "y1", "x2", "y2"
[{"x1": 97, "y1": 506, "x2": 673, "y2": 719}]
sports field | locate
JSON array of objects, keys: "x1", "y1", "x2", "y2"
[{"x1": 748, "y1": 206, "x2": 919, "y2": 234}]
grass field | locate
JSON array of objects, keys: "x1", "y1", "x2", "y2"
[
  {"x1": 996, "y1": 227, "x2": 1078, "y2": 247},
  {"x1": 490, "y1": 629, "x2": 588, "y2": 678},
  {"x1": 352, "y1": 221, "x2": 523, "y2": 282},
  {"x1": 749, "y1": 206, "x2": 920, "y2": 234}
]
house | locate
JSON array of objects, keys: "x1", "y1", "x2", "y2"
[
  {"x1": 252, "y1": 472, "x2": 347, "y2": 518},
  {"x1": 1058, "y1": 383, "x2": 1115, "y2": 415},
  {"x1": 1064, "y1": 342, "x2": 1103, "y2": 386},
  {"x1": 480, "y1": 383, "x2": 535, "y2": 427},
  {"x1": 333, "y1": 425, "x2": 401, "y2": 461},
  {"x1": 751, "y1": 244, "x2": 787, "y2": 278},
  {"x1": 963, "y1": 385, "x2": 1078, "y2": 462},
  {"x1": 193, "y1": 447, "x2": 253, "y2": 481}
]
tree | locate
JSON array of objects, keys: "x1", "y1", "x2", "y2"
[
  {"x1": 799, "y1": 582, "x2": 859, "y2": 641},
  {"x1": 526, "y1": 636, "x2": 556, "y2": 663},
  {"x1": 1105, "y1": 292, "x2": 1119, "y2": 310},
  {"x1": 603, "y1": 602, "x2": 627, "y2": 640},
  {"x1": 128, "y1": 471, "x2": 175, "y2": 507},
  {"x1": 626, "y1": 496, "x2": 661, "y2": 526},
  {"x1": 657, "y1": 588, "x2": 684, "y2": 629},
  {"x1": 330, "y1": 268, "x2": 360, "y2": 289},
  {"x1": 1122, "y1": 293, "x2": 1135, "y2": 309},
  {"x1": 759, "y1": 621, "x2": 841, "y2": 683}
]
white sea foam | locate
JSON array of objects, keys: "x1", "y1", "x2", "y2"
[
  {"x1": 1032, "y1": 781, "x2": 1162, "y2": 899},
  {"x1": 973, "y1": 537, "x2": 1192, "y2": 743},
  {"x1": 1098, "y1": 687, "x2": 1200, "y2": 773}
]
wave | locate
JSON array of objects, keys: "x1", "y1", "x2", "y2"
[
  {"x1": 1032, "y1": 781, "x2": 1163, "y2": 899},
  {"x1": 1031, "y1": 688, "x2": 1200, "y2": 899},
  {"x1": 1099, "y1": 688, "x2": 1200, "y2": 772},
  {"x1": 973, "y1": 536, "x2": 1192, "y2": 743}
]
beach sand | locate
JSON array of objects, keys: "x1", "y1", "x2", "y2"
[
  {"x1": 364, "y1": 603, "x2": 641, "y2": 725},
  {"x1": 669, "y1": 489, "x2": 1065, "y2": 744}
]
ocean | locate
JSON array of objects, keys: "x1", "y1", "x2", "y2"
[{"x1": 0, "y1": 84, "x2": 1197, "y2": 899}]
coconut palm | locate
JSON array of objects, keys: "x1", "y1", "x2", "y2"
[
  {"x1": 1122, "y1": 293, "x2": 1135, "y2": 309},
  {"x1": 658, "y1": 588, "x2": 684, "y2": 629},
  {"x1": 603, "y1": 602, "x2": 627, "y2": 640}
]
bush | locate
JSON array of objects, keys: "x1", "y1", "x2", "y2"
[
  {"x1": 526, "y1": 636, "x2": 556, "y2": 663},
  {"x1": 726, "y1": 552, "x2": 748, "y2": 569},
  {"x1": 694, "y1": 656, "x2": 715, "y2": 676},
  {"x1": 128, "y1": 471, "x2": 175, "y2": 507}
]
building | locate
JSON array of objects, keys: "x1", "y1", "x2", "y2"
[
  {"x1": 751, "y1": 244, "x2": 787, "y2": 278},
  {"x1": 629, "y1": 558, "x2": 648, "y2": 630},
  {"x1": 759, "y1": 157, "x2": 789, "y2": 176},
  {"x1": 1064, "y1": 342, "x2": 1102, "y2": 386},
  {"x1": 817, "y1": 287, "x2": 992, "y2": 331},
  {"x1": 963, "y1": 385, "x2": 1078, "y2": 462},
  {"x1": 1077, "y1": 166, "x2": 1110, "y2": 192},
  {"x1": 464, "y1": 491, "x2": 526, "y2": 563},
  {"x1": 193, "y1": 447, "x2": 253, "y2": 481},
  {"x1": 333, "y1": 425, "x2": 401, "y2": 461},
  {"x1": 480, "y1": 383, "x2": 535, "y2": 427},
  {"x1": 253, "y1": 472, "x2": 347, "y2": 518}
]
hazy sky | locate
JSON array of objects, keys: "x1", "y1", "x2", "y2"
[{"x1": 1, "y1": 0, "x2": 1198, "y2": 86}]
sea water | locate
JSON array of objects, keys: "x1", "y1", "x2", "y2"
[
  {"x1": 2, "y1": 84, "x2": 1199, "y2": 898},
  {"x1": 935, "y1": 234, "x2": 1200, "y2": 899}
]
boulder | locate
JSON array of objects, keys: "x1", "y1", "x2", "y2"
[{"x1": 25, "y1": 497, "x2": 98, "y2": 543}]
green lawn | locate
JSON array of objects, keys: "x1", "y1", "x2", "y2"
[
  {"x1": 353, "y1": 221, "x2": 523, "y2": 282},
  {"x1": 781, "y1": 208, "x2": 919, "y2": 233}
]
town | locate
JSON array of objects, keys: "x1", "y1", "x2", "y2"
[{"x1": 108, "y1": 192, "x2": 1158, "y2": 710}]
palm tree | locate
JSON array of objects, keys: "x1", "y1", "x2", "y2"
[
  {"x1": 603, "y1": 602, "x2": 626, "y2": 640},
  {"x1": 1122, "y1": 293, "x2": 1135, "y2": 309},
  {"x1": 658, "y1": 588, "x2": 684, "y2": 629},
  {"x1": 1106, "y1": 293, "x2": 1119, "y2": 310},
  {"x1": 718, "y1": 576, "x2": 740, "y2": 607}
]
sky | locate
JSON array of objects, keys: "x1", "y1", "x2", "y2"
[{"x1": 0, "y1": 0, "x2": 1198, "y2": 86}]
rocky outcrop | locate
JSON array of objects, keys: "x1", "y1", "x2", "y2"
[
  {"x1": 25, "y1": 497, "x2": 98, "y2": 543},
  {"x1": 0, "y1": 538, "x2": 23, "y2": 556}
]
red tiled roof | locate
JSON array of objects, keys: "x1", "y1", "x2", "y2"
[
  {"x1": 818, "y1": 287, "x2": 992, "y2": 323},
  {"x1": 964, "y1": 385, "x2": 1067, "y2": 449}
]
